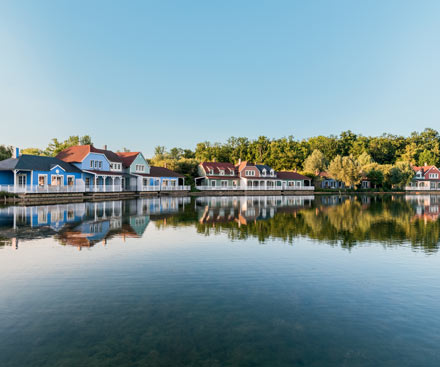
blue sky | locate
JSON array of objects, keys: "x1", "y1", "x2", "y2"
[{"x1": 1, "y1": 0, "x2": 439, "y2": 156}]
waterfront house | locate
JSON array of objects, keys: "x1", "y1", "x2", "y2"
[
  {"x1": 237, "y1": 161, "x2": 313, "y2": 190},
  {"x1": 116, "y1": 151, "x2": 150, "y2": 190},
  {"x1": 406, "y1": 164, "x2": 440, "y2": 191},
  {"x1": 195, "y1": 162, "x2": 240, "y2": 189},
  {"x1": 318, "y1": 172, "x2": 345, "y2": 189},
  {"x1": 196, "y1": 161, "x2": 313, "y2": 191},
  {"x1": 0, "y1": 152, "x2": 84, "y2": 193},
  {"x1": 117, "y1": 152, "x2": 188, "y2": 191},
  {"x1": 56, "y1": 145, "x2": 124, "y2": 192}
]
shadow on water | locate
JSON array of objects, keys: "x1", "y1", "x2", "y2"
[{"x1": 1, "y1": 194, "x2": 440, "y2": 252}]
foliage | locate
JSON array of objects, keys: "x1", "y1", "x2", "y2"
[
  {"x1": 0, "y1": 145, "x2": 13, "y2": 160},
  {"x1": 303, "y1": 149, "x2": 327, "y2": 174}
]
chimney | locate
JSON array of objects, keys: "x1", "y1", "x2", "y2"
[
  {"x1": 12, "y1": 147, "x2": 20, "y2": 159},
  {"x1": 238, "y1": 158, "x2": 241, "y2": 165},
  {"x1": 424, "y1": 162, "x2": 427, "y2": 166},
  {"x1": 103, "y1": 145, "x2": 108, "y2": 150}
]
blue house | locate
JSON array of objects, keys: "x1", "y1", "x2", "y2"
[
  {"x1": 56, "y1": 145, "x2": 124, "y2": 192},
  {"x1": 0, "y1": 153, "x2": 83, "y2": 193}
]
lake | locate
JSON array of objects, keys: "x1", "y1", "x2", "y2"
[{"x1": 0, "y1": 194, "x2": 439, "y2": 366}]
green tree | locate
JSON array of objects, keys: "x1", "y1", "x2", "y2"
[
  {"x1": 0, "y1": 145, "x2": 13, "y2": 160},
  {"x1": 328, "y1": 155, "x2": 344, "y2": 182},
  {"x1": 341, "y1": 155, "x2": 362, "y2": 188},
  {"x1": 303, "y1": 149, "x2": 328, "y2": 174}
]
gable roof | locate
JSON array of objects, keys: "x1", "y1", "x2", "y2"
[
  {"x1": 412, "y1": 165, "x2": 438, "y2": 174},
  {"x1": 116, "y1": 152, "x2": 142, "y2": 168},
  {"x1": 201, "y1": 162, "x2": 236, "y2": 175},
  {"x1": 0, "y1": 155, "x2": 82, "y2": 173},
  {"x1": 136, "y1": 166, "x2": 184, "y2": 178},
  {"x1": 255, "y1": 164, "x2": 273, "y2": 173},
  {"x1": 56, "y1": 145, "x2": 123, "y2": 163},
  {"x1": 277, "y1": 171, "x2": 311, "y2": 180}
]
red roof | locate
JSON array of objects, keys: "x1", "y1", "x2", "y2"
[
  {"x1": 56, "y1": 145, "x2": 123, "y2": 163},
  {"x1": 201, "y1": 162, "x2": 237, "y2": 175},
  {"x1": 277, "y1": 171, "x2": 311, "y2": 180},
  {"x1": 116, "y1": 152, "x2": 141, "y2": 168}
]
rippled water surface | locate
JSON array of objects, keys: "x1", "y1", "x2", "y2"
[{"x1": 1, "y1": 194, "x2": 440, "y2": 366}]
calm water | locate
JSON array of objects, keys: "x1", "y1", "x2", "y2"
[{"x1": 0, "y1": 194, "x2": 439, "y2": 367}]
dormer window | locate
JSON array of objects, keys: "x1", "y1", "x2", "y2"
[
  {"x1": 220, "y1": 170, "x2": 225, "y2": 175},
  {"x1": 210, "y1": 169, "x2": 214, "y2": 175},
  {"x1": 229, "y1": 169, "x2": 234, "y2": 175},
  {"x1": 262, "y1": 169, "x2": 267, "y2": 176},
  {"x1": 270, "y1": 169, "x2": 275, "y2": 177}
]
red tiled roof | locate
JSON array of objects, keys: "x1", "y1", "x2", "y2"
[
  {"x1": 56, "y1": 145, "x2": 91, "y2": 162},
  {"x1": 135, "y1": 166, "x2": 184, "y2": 178},
  {"x1": 56, "y1": 145, "x2": 123, "y2": 163},
  {"x1": 277, "y1": 171, "x2": 311, "y2": 180},
  {"x1": 201, "y1": 162, "x2": 236, "y2": 175},
  {"x1": 116, "y1": 152, "x2": 141, "y2": 168}
]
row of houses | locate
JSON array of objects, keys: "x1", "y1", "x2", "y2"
[
  {"x1": 1, "y1": 144, "x2": 439, "y2": 194},
  {"x1": 195, "y1": 161, "x2": 314, "y2": 191},
  {"x1": 0, "y1": 145, "x2": 188, "y2": 193}
]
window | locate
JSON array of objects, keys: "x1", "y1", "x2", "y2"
[
  {"x1": 211, "y1": 181, "x2": 216, "y2": 187},
  {"x1": 38, "y1": 175, "x2": 47, "y2": 187},
  {"x1": 85, "y1": 177, "x2": 91, "y2": 186},
  {"x1": 67, "y1": 176, "x2": 74, "y2": 186},
  {"x1": 210, "y1": 169, "x2": 214, "y2": 175},
  {"x1": 230, "y1": 169, "x2": 234, "y2": 176},
  {"x1": 143, "y1": 178, "x2": 148, "y2": 186},
  {"x1": 90, "y1": 160, "x2": 94, "y2": 168},
  {"x1": 18, "y1": 174, "x2": 27, "y2": 187},
  {"x1": 51, "y1": 175, "x2": 62, "y2": 186},
  {"x1": 136, "y1": 164, "x2": 145, "y2": 172},
  {"x1": 270, "y1": 170, "x2": 275, "y2": 177},
  {"x1": 429, "y1": 173, "x2": 439, "y2": 179},
  {"x1": 262, "y1": 169, "x2": 266, "y2": 176},
  {"x1": 245, "y1": 170, "x2": 255, "y2": 176},
  {"x1": 220, "y1": 170, "x2": 225, "y2": 175},
  {"x1": 99, "y1": 161, "x2": 102, "y2": 169},
  {"x1": 221, "y1": 180, "x2": 228, "y2": 187},
  {"x1": 94, "y1": 161, "x2": 98, "y2": 168}
]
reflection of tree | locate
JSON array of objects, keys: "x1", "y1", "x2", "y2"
[{"x1": 190, "y1": 196, "x2": 440, "y2": 253}]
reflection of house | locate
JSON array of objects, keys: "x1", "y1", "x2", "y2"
[
  {"x1": 196, "y1": 195, "x2": 314, "y2": 225},
  {"x1": 406, "y1": 194, "x2": 440, "y2": 222},
  {"x1": 406, "y1": 165, "x2": 440, "y2": 191},
  {"x1": 0, "y1": 153, "x2": 84, "y2": 193}
]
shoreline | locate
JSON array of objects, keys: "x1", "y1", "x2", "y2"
[{"x1": 2, "y1": 189, "x2": 439, "y2": 206}]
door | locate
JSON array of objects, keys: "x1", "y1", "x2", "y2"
[
  {"x1": 51, "y1": 176, "x2": 62, "y2": 186},
  {"x1": 18, "y1": 174, "x2": 27, "y2": 188}
]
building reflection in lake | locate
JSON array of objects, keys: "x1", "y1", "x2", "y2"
[
  {"x1": 0, "y1": 196, "x2": 190, "y2": 250},
  {"x1": 405, "y1": 194, "x2": 440, "y2": 222},
  {"x1": 195, "y1": 195, "x2": 314, "y2": 225}
]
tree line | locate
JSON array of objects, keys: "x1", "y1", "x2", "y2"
[{"x1": 1, "y1": 128, "x2": 439, "y2": 188}]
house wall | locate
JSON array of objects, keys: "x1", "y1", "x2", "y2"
[
  {"x1": 0, "y1": 171, "x2": 13, "y2": 185},
  {"x1": 204, "y1": 178, "x2": 239, "y2": 187},
  {"x1": 78, "y1": 152, "x2": 111, "y2": 171},
  {"x1": 239, "y1": 166, "x2": 260, "y2": 178},
  {"x1": 129, "y1": 154, "x2": 150, "y2": 174},
  {"x1": 31, "y1": 168, "x2": 83, "y2": 186}
]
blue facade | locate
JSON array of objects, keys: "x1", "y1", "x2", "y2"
[{"x1": 74, "y1": 152, "x2": 111, "y2": 172}]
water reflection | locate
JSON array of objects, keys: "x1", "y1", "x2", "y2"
[{"x1": 1, "y1": 194, "x2": 440, "y2": 252}]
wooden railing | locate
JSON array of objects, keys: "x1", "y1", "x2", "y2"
[{"x1": 196, "y1": 185, "x2": 314, "y2": 191}]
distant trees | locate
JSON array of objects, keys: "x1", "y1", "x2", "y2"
[
  {"x1": 18, "y1": 135, "x2": 93, "y2": 157},
  {"x1": 0, "y1": 145, "x2": 12, "y2": 160},
  {"x1": 303, "y1": 150, "x2": 327, "y2": 174}
]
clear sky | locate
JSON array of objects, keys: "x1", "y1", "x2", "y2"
[{"x1": 1, "y1": 0, "x2": 439, "y2": 156}]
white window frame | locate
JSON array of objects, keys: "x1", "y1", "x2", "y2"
[
  {"x1": 38, "y1": 174, "x2": 48, "y2": 187},
  {"x1": 245, "y1": 170, "x2": 255, "y2": 176},
  {"x1": 90, "y1": 160, "x2": 94, "y2": 168},
  {"x1": 51, "y1": 175, "x2": 63, "y2": 186},
  {"x1": 67, "y1": 175, "x2": 75, "y2": 186},
  {"x1": 17, "y1": 173, "x2": 27, "y2": 187},
  {"x1": 220, "y1": 170, "x2": 225, "y2": 175}
]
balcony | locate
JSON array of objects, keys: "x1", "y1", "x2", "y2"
[
  {"x1": 196, "y1": 185, "x2": 314, "y2": 191},
  {"x1": 0, "y1": 184, "x2": 86, "y2": 194}
]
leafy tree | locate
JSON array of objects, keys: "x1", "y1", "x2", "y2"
[
  {"x1": 341, "y1": 155, "x2": 362, "y2": 188},
  {"x1": 357, "y1": 152, "x2": 374, "y2": 168},
  {"x1": 0, "y1": 145, "x2": 13, "y2": 160},
  {"x1": 418, "y1": 149, "x2": 437, "y2": 166},
  {"x1": 303, "y1": 149, "x2": 328, "y2": 174},
  {"x1": 367, "y1": 169, "x2": 384, "y2": 188},
  {"x1": 328, "y1": 155, "x2": 344, "y2": 182}
]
